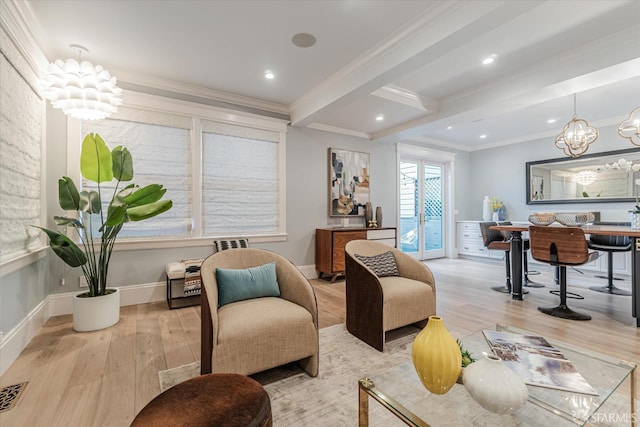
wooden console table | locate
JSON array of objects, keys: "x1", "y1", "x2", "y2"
[{"x1": 316, "y1": 227, "x2": 396, "y2": 282}]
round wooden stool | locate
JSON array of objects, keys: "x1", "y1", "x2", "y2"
[{"x1": 131, "y1": 373, "x2": 272, "y2": 427}]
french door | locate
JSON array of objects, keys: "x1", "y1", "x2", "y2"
[{"x1": 399, "y1": 159, "x2": 445, "y2": 260}]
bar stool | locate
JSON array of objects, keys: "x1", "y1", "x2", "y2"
[
  {"x1": 529, "y1": 226, "x2": 599, "y2": 320},
  {"x1": 499, "y1": 221, "x2": 544, "y2": 288},
  {"x1": 479, "y1": 222, "x2": 528, "y2": 295},
  {"x1": 588, "y1": 221, "x2": 632, "y2": 296}
]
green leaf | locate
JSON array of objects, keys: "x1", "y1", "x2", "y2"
[
  {"x1": 123, "y1": 184, "x2": 166, "y2": 207},
  {"x1": 79, "y1": 191, "x2": 101, "y2": 214},
  {"x1": 81, "y1": 133, "x2": 113, "y2": 183},
  {"x1": 104, "y1": 204, "x2": 127, "y2": 227},
  {"x1": 127, "y1": 200, "x2": 172, "y2": 221},
  {"x1": 53, "y1": 216, "x2": 83, "y2": 229},
  {"x1": 33, "y1": 226, "x2": 87, "y2": 267},
  {"x1": 112, "y1": 146, "x2": 133, "y2": 182},
  {"x1": 58, "y1": 177, "x2": 80, "y2": 210}
]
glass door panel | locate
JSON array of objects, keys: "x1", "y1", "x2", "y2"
[
  {"x1": 399, "y1": 160, "x2": 445, "y2": 260},
  {"x1": 400, "y1": 161, "x2": 419, "y2": 255},
  {"x1": 423, "y1": 164, "x2": 444, "y2": 258}
]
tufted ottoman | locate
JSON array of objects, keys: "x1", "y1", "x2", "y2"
[{"x1": 131, "y1": 373, "x2": 272, "y2": 427}]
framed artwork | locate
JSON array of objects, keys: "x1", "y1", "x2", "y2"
[{"x1": 329, "y1": 148, "x2": 370, "y2": 217}]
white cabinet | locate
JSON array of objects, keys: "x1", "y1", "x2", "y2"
[
  {"x1": 457, "y1": 221, "x2": 503, "y2": 260},
  {"x1": 456, "y1": 221, "x2": 631, "y2": 276}
]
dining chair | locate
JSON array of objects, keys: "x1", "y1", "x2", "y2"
[{"x1": 529, "y1": 226, "x2": 599, "y2": 320}]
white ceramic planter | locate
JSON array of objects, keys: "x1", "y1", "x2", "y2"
[
  {"x1": 73, "y1": 288, "x2": 120, "y2": 332},
  {"x1": 463, "y1": 353, "x2": 528, "y2": 414},
  {"x1": 631, "y1": 212, "x2": 640, "y2": 230}
]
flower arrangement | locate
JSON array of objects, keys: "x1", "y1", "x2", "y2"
[
  {"x1": 490, "y1": 197, "x2": 503, "y2": 212},
  {"x1": 632, "y1": 177, "x2": 640, "y2": 213}
]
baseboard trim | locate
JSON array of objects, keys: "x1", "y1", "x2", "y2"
[
  {"x1": 0, "y1": 298, "x2": 48, "y2": 377},
  {"x1": 0, "y1": 281, "x2": 166, "y2": 377},
  {"x1": 1, "y1": 265, "x2": 319, "y2": 376},
  {"x1": 298, "y1": 264, "x2": 318, "y2": 280}
]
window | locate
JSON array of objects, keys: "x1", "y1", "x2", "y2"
[
  {"x1": 202, "y1": 120, "x2": 280, "y2": 235},
  {"x1": 69, "y1": 93, "x2": 287, "y2": 244},
  {"x1": 0, "y1": 47, "x2": 43, "y2": 263},
  {"x1": 81, "y1": 107, "x2": 193, "y2": 239}
]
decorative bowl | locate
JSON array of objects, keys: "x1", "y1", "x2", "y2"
[
  {"x1": 528, "y1": 213, "x2": 555, "y2": 226},
  {"x1": 553, "y1": 212, "x2": 595, "y2": 226}
]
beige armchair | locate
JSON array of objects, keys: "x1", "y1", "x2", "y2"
[
  {"x1": 345, "y1": 240, "x2": 436, "y2": 351},
  {"x1": 200, "y1": 248, "x2": 319, "y2": 377}
]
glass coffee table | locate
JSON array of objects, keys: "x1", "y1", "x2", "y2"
[{"x1": 358, "y1": 324, "x2": 636, "y2": 426}]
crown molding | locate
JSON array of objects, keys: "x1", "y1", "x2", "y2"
[
  {"x1": 113, "y1": 68, "x2": 289, "y2": 117},
  {"x1": 0, "y1": 0, "x2": 49, "y2": 77},
  {"x1": 306, "y1": 123, "x2": 371, "y2": 140},
  {"x1": 289, "y1": 0, "x2": 472, "y2": 126},
  {"x1": 406, "y1": 136, "x2": 472, "y2": 153},
  {"x1": 371, "y1": 84, "x2": 438, "y2": 113}
]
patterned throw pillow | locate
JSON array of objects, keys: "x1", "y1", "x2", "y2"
[
  {"x1": 354, "y1": 251, "x2": 399, "y2": 277},
  {"x1": 213, "y1": 239, "x2": 250, "y2": 252},
  {"x1": 181, "y1": 258, "x2": 205, "y2": 295}
]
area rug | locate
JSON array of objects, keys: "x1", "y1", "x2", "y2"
[
  {"x1": 159, "y1": 323, "x2": 419, "y2": 426},
  {"x1": 158, "y1": 325, "x2": 633, "y2": 426}
]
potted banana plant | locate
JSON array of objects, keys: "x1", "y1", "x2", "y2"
[{"x1": 35, "y1": 133, "x2": 172, "y2": 331}]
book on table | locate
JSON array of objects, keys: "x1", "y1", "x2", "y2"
[{"x1": 482, "y1": 330, "x2": 597, "y2": 395}]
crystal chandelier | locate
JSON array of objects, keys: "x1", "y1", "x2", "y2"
[
  {"x1": 575, "y1": 170, "x2": 597, "y2": 186},
  {"x1": 554, "y1": 94, "x2": 598, "y2": 158},
  {"x1": 617, "y1": 106, "x2": 640, "y2": 146},
  {"x1": 39, "y1": 44, "x2": 122, "y2": 120}
]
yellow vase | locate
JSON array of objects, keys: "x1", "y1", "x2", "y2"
[{"x1": 411, "y1": 316, "x2": 461, "y2": 395}]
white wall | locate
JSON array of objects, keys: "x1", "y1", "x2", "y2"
[
  {"x1": 43, "y1": 124, "x2": 401, "y2": 295},
  {"x1": 469, "y1": 124, "x2": 637, "y2": 222}
]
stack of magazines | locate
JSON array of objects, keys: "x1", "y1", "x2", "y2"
[{"x1": 483, "y1": 330, "x2": 597, "y2": 395}]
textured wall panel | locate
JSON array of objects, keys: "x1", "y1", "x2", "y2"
[{"x1": 0, "y1": 53, "x2": 42, "y2": 262}]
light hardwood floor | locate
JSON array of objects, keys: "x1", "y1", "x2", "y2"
[{"x1": 1, "y1": 257, "x2": 638, "y2": 426}]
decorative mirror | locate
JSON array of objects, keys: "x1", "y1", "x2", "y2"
[{"x1": 526, "y1": 148, "x2": 640, "y2": 204}]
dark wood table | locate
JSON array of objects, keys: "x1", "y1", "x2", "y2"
[{"x1": 491, "y1": 224, "x2": 640, "y2": 327}]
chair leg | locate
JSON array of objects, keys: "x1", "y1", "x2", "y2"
[
  {"x1": 523, "y1": 250, "x2": 544, "y2": 288},
  {"x1": 589, "y1": 251, "x2": 632, "y2": 296},
  {"x1": 538, "y1": 267, "x2": 591, "y2": 321},
  {"x1": 491, "y1": 251, "x2": 528, "y2": 294}
]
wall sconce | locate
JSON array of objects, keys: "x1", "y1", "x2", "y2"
[
  {"x1": 618, "y1": 107, "x2": 639, "y2": 146},
  {"x1": 39, "y1": 44, "x2": 122, "y2": 120}
]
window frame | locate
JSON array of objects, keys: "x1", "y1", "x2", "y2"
[{"x1": 66, "y1": 91, "x2": 288, "y2": 251}]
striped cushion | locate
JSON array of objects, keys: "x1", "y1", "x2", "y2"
[
  {"x1": 182, "y1": 258, "x2": 204, "y2": 295},
  {"x1": 214, "y1": 239, "x2": 250, "y2": 252},
  {"x1": 354, "y1": 251, "x2": 399, "y2": 277}
]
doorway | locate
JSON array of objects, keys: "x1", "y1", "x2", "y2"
[{"x1": 399, "y1": 159, "x2": 445, "y2": 260}]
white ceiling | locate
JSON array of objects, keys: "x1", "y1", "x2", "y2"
[{"x1": 23, "y1": 0, "x2": 640, "y2": 151}]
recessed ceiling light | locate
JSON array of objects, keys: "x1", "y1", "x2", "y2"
[
  {"x1": 482, "y1": 55, "x2": 496, "y2": 65},
  {"x1": 447, "y1": 126, "x2": 452, "y2": 130},
  {"x1": 547, "y1": 118, "x2": 557, "y2": 124},
  {"x1": 292, "y1": 33, "x2": 316, "y2": 48},
  {"x1": 479, "y1": 134, "x2": 487, "y2": 139},
  {"x1": 264, "y1": 71, "x2": 275, "y2": 80},
  {"x1": 375, "y1": 115, "x2": 384, "y2": 121}
]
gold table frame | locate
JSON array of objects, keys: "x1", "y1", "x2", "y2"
[{"x1": 358, "y1": 327, "x2": 636, "y2": 427}]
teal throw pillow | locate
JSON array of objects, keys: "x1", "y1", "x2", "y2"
[{"x1": 216, "y1": 262, "x2": 280, "y2": 307}]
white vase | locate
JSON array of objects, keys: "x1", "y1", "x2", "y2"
[
  {"x1": 492, "y1": 211, "x2": 499, "y2": 222},
  {"x1": 632, "y1": 212, "x2": 640, "y2": 230},
  {"x1": 73, "y1": 288, "x2": 120, "y2": 332},
  {"x1": 482, "y1": 196, "x2": 492, "y2": 221},
  {"x1": 463, "y1": 353, "x2": 528, "y2": 414}
]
